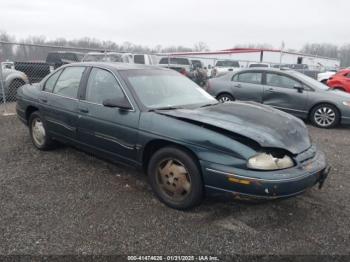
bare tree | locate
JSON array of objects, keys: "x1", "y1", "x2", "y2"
[{"x1": 193, "y1": 41, "x2": 209, "y2": 52}]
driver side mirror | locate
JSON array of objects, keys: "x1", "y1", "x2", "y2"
[
  {"x1": 102, "y1": 97, "x2": 132, "y2": 110},
  {"x1": 293, "y1": 84, "x2": 304, "y2": 93}
]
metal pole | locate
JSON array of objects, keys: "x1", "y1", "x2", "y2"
[
  {"x1": 0, "y1": 61, "x2": 10, "y2": 116},
  {"x1": 0, "y1": 42, "x2": 15, "y2": 116},
  {"x1": 279, "y1": 41, "x2": 285, "y2": 69},
  {"x1": 0, "y1": 42, "x2": 9, "y2": 116}
]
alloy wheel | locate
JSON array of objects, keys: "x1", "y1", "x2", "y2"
[
  {"x1": 314, "y1": 107, "x2": 336, "y2": 127},
  {"x1": 218, "y1": 96, "x2": 232, "y2": 103}
]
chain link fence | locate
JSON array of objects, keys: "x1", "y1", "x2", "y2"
[{"x1": 0, "y1": 41, "x2": 121, "y2": 115}]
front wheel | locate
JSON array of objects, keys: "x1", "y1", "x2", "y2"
[
  {"x1": 148, "y1": 147, "x2": 203, "y2": 210},
  {"x1": 217, "y1": 93, "x2": 234, "y2": 103},
  {"x1": 29, "y1": 111, "x2": 55, "y2": 150},
  {"x1": 310, "y1": 104, "x2": 340, "y2": 128}
]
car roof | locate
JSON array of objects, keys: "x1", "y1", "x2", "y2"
[
  {"x1": 65, "y1": 62, "x2": 170, "y2": 71},
  {"x1": 234, "y1": 67, "x2": 293, "y2": 73}
]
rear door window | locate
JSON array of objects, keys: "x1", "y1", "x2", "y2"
[
  {"x1": 53, "y1": 67, "x2": 85, "y2": 98},
  {"x1": 237, "y1": 72, "x2": 262, "y2": 84}
]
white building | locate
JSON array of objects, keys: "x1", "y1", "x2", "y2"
[{"x1": 161, "y1": 48, "x2": 340, "y2": 70}]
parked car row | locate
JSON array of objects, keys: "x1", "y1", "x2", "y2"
[
  {"x1": 206, "y1": 68, "x2": 350, "y2": 128},
  {"x1": 16, "y1": 63, "x2": 330, "y2": 210}
]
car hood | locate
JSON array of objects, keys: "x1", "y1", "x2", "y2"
[
  {"x1": 156, "y1": 101, "x2": 311, "y2": 155},
  {"x1": 326, "y1": 89, "x2": 350, "y2": 99}
]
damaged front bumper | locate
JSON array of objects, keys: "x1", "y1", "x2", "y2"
[{"x1": 201, "y1": 148, "x2": 330, "y2": 200}]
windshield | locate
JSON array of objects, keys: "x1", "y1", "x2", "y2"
[
  {"x1": 216, "y1": 60, "x2": 239, "y2": 67},
  {"x1": 120, "y1": 69, "x2": 217, "y2": 109},
  {"x1": 290, "y1": 71, "x2": 329, "y2": 90}
]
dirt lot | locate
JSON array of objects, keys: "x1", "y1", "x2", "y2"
[{"x1": 0, "y1": 113, "x2": 349, "y2": 256}]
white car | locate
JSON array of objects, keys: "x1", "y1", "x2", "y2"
[
  {"x1": 248, "y1": 62, "x2": 270, "y2": 68},
  {"x1": 82, "y1": 52, "x2": 133, "y2": 63},
  {"x1": 211, "y1": 60, "x2": 240, "y2": 77},
  {"x1": 317, "y1": 70, "x2": 337, "y2": 84},
  {"x1": 133, "y1": 54, "x2": 158, "y2": 65}
]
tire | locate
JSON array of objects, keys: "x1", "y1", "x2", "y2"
[
  {"x1": 217, "y1": 93, "x2": 234, "y2": 103},
  {"x1": 28, "y1": 111, "x2": 55, "y2": 150},
  {"x1": 147, "y1": 146, "x2": 204, "y2": 210},
  {"x1": 310, "y1": 104, "x2": 340, "y2": 128},
  {"x1": 8, "y1": 79, "x2": 25, "y2": 102}
]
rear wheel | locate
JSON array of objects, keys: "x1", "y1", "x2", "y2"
[
  {"x1": 8, "y1": 79, "x2": 25, "y2": 101},
  {"x1": 147, "y1": 146, "x2": 203, "y2": 210},
  {"x1": 29, "y1": 111, "x2": 55, "y2": 150},
  {"x1": 310, "y1": 104, "x2": 339, "y2": 128},
  {"x1": 217, "y1": 93, "x2": 234, "y2": 103}
]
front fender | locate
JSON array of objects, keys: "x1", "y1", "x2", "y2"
[{"x1": 139, "y1": 112, "x2": 257, "y2": 167}]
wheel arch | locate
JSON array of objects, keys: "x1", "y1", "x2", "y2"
[
  {"x1": 142, "y1": 139, "x2": 201, "y2": 173},
  {"x1": 308, "y1": 102, "x2": 342, "y2": 120},
  {"x1": 10, "y1": 78, "x2": 26, "y2": 85},
  {"x1": 25, "y1": 106, "x2": 39, "y2": 122},
  {"x1": 216, "y1": 92, "x2": 235, "y2": 101}
]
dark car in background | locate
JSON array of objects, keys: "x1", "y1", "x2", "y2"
[
  {"x1": 206, "y1": 68, "x2": 350, "y2": 128},
  {"x1": 16, "y1": 63, "x2": 329, "y2": 210},
  {"x1": 14, "y1": 51, "x2": 84, "y2": 83}
]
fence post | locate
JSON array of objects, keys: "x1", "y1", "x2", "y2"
[
  {"x1": 0, "y1": 42, "x2": 9, "y2": 116},
  {"x1": 0, "y1": 64, "x2": 12, "y2": 116},
  {"x1": 0, "y1": 42, "x2": 16, "y2": 116}
]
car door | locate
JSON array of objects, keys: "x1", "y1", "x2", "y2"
[
  {"x1": 231, "y1": 71, "x2": 264, "y2": 102},
  {"x1": 77, "y1": 67, "x2": 140, "y2": 163},
  {"x1": 40, "y1": 66, "x2": 87, "y2": 141},
  {"x1": 262, "y1": 72, "x2": 309, "y2": 117}
]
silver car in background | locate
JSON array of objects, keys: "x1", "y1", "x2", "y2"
[
  {"x1": 206, "y1": 68, "x2": 350, "y2": 128},
  {"x1": 0, "y1": 62, "x2": 29, "y2": 101}
]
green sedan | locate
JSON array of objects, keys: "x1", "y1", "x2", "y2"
[{"x1": 16, "y1": 62, "x2": 329, "y2": 209}]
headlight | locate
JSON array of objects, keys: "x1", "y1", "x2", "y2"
[
  {"x1": 247, "y1": 153, "x2": 294, "y2": 170},
  {"x1": 342, "y1": 101, "x2": 350, "y2": 107}
]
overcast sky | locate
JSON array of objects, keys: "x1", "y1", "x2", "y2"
[{"x1": 0, "y1": 0, "x2": 348, "y2": 50}]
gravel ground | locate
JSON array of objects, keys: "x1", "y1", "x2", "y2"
[{"x1": 0, "y1": 114, "x2": 349, "y2": 256}]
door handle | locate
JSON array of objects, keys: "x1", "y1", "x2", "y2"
[
  {"x1": 234, "y1": 84, "x2": 242, "y2": 88},
  {"x1": 39, "y1": 98, "x2": 48, "y2": 103},
  {"x1": 79, "y1": 108, "x2": 89, "y2": 113},
  {"x1": 267, "y1": 88, "x2": 275, "y2": 92}
]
